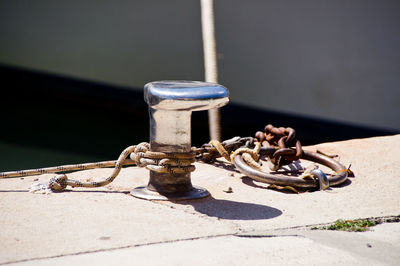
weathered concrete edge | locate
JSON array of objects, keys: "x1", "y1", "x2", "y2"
[{"x1": 4, "y1": 214, "x2": 399, "y2": 265}]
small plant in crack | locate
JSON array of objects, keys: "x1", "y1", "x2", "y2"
[
  {"x1": 311, "y1": 216, "x2": 399, "y2": 232},
  {"x1": 312, "y1": 219, "x2": 376, "y2": 232}
]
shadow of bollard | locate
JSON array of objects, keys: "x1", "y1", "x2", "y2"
[{"x1": 176, "y1": 196, "x2": 282, "y2": 220}]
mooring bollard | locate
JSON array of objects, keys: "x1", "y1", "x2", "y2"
[{"x1": 130, "y1": 81, "x2": 229, "y2": 200}]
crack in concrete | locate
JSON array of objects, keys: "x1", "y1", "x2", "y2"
[
  {"x1": 0, "y1": 233, "x2": 237, "y2": 265},
  {"x1": 234, "y1": 233, "x2": 304, "y2": 238}
]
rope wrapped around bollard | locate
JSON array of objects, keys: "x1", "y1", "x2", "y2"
[{"x1": 2, "y1": 143, "x2": 195, "y2": 193}]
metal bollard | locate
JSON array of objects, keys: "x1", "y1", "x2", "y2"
[{"x1": 130, "y1": 81, "x2": 229, "y2": 200}]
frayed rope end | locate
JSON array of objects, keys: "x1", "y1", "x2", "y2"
[{"x1": 29, "y1": 174, "x2": 68, "y2": 194}]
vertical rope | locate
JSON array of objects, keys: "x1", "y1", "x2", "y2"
[{"x1": 201, "y1": 0, "x2": 221, "y2": 141}]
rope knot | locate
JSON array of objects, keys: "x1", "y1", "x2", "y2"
[
  {"x1": 48, "y1": 174, "x2": 68, "y2": 191},
  {"x1": 135, "y1": 142, "x2": 150, "y2": 153},
  {"x1": 130, "y1": 143, "x2": 151, "y2": 167}
]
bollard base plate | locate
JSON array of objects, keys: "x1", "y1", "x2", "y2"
[{"x1": 130, "y1": 186, "x2": 210, "y2": 201}]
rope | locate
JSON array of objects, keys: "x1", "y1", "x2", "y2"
[
  {"x1": 0, "y1": 158, "x2": 137, "y2": 178},
  {"x1": 3, "y1": 143, "x2": 195, "y2": 193},
  {"x1": 230, "y1": 142, "x2": 262, "y2": 170},
  {"x1": 208, "y1": 139, "x2": 262, "y2": 170},
  {"x1": 51, "y1": 145, "x2": 137, "y2": 191},
  {"x1": 209, "y1": 140, "x2": 230, "y2": 161}
]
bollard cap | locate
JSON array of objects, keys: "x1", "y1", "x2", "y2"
[{"x1": 144, "y1": 80, "x2": 229, "y2": 111}]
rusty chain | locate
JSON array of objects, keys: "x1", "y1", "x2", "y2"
[
  {"x1": 255, "y1": 124, "x2": 303, "y2": 170},
  {"x1": 199, "y1": 125, "x2": 349, "y2": 191},
  {"x1": 234, "y1": 125, "x2": 349, "y2": 191}
]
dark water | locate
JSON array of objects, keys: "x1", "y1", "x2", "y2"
[{"x1": 1, "y1": 65, "x2": 396, "y2": 171}]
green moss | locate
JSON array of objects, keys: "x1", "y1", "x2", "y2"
[
  {"x1": 325, "y1": 219, "x2": 376, "y2": 232},
  {"x1": 311, "y1": 216, "x2": 399, "y2": 232}
]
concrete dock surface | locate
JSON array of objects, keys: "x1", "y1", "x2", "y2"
[{"x1": 1, "y1": 135, "x2": 399, "y2": 265}]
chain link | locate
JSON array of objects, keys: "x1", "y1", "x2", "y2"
[{"x1": 255, "y1": 124, "x2": 303, "y2": 170}]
